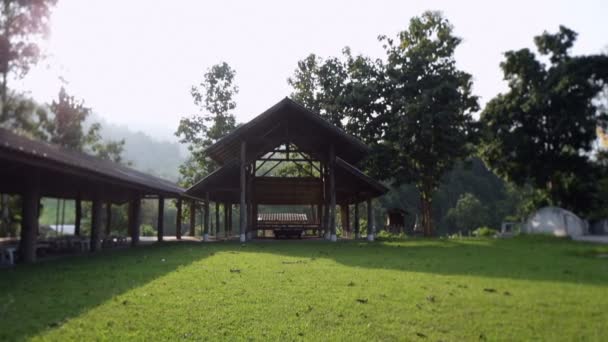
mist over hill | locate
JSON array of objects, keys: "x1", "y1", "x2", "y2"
[{"x1": 93, "y1": 115, "x2": 186, "y2": 181}]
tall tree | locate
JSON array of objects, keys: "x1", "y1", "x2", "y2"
[
  {"x1": 288, "y1": 12, "x2": 478, "y2": 236},
  {"x1": 175, "y1": 62, "x2": 238, "y2": 186},
  {"x1": 43, "y1": 86, "x2": 126, "y2": 161},
  {"x1": 374, "y1": 12, "x2": 479, "y2": 236},
  {"x1": 479, "y1": 26, "x2": 608, "y2": 213},
  {"x1": 288, "y1": 53, "x2": 349, "y2": 128},
  {"x1": 0, "y1": 0, "x2": 56, "y2": 129}
]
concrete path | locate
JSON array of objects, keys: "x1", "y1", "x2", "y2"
[{"x1": 573, "y1": 235, "x2": 608, "y2": 244}]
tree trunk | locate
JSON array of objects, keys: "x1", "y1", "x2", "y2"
[{"x1": 419, "y1": 190, "x2": 434, "y2": 237}]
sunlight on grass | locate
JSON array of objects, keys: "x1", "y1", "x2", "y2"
[{"x1": 1, "y1": 237, "x2": 607, "y2": 341}]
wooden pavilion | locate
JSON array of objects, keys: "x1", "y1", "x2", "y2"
[
  {"x1": 186, "y1": 98, "x2": 388, "y2": 242},
  {"x1": 0, "y1": 128, "x2": 196, "y2": 263}
]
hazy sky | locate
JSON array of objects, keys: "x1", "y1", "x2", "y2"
[{"x1": 14, "y1": 0, "x2": 608, "y2": 141}]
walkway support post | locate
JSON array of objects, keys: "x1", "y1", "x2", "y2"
[
  {"x1": 367, "y1": 199, "x2": 375, "y2": 241},
  {"x1": 129, "y1": 197, "x2": 141, "y2": 246},
  {"x1": 75, "y1": 197, "x2": 82, "y2": 236},
  {"x1": 340, "y1": 204, "x2": 350, "y2": 238},
  {"x1": 354, "y1": 202, "x2": 360, "y2": 239},
  {"x1": 20, "y1": 172, "x2": 40, "y2": 263},
  {"x1": 240, "y1": 140, "x2": 247, "y2": 242},
  {"x1": 189, "y1": 201, "x2": 196, "y2": 237},
  {"x1": 176, "y1": 198, "x2": 182, "y2": 240},
  {"x1": 227, "y1": 203, "x2": 232, "y2": 237},
  {"x1": 91, "y1": 197, "x2": 102, "y2": 252},
  {"x1": 224, "y1": 203, "x2": 229, "y2": 238},
  {"x1": 105, "y1": 202, "x2": 112, "y2": 237},
  {"x1": 157, "y1": 197, "x2": 165, "y2": 242},
  {"x1": 203, "y1": 193, "x2": 210, "y2": 241},
  {"x1": 329, "y1": 144, "x2": 337, "y2": 242},
  {"x1": 215, "y1": 202, "x2": 220, "y2": 238}
]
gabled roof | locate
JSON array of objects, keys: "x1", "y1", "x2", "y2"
[
  {"x1": 205, "y1": 97, "x2": 370, "y2": 165},
  {"x1": 185, "y1": 156, "x2": 388, "y2": 204},
  {"x1": 0, "y1": 128, "x2": 184, "y2": 198}
]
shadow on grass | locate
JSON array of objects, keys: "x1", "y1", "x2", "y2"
[
  {"x1": 0, "y1": 236, "x2": 606, "y2": 340},
  {"x1": 233, "y1": 235, "x2": 608, "y2": 287},
  {"x1": 0, "y1": 242, "x2": 213, "y2": 341}
]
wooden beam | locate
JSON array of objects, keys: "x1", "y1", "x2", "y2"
[
  {"x1": 157, "y1": 197, "x2": 164, "y2": 242},
  {"x1": 189, "y1": 201, "x2": 196, "y2": 237},
  {"x1": 19, "y1": 172, "x2": 40, "y2": 263},
  {"x1": 240, "y1": 140, "x2": 247, "y2": 242},
  {"x1": 176, "y1": 198, "x2": 182, "y2": 240},
  {"x1": 91, "y1": 198, "x2": 102, "y2": 252},
  {"x1": 260, "y1": 160, "x2": 283, "y2": 177}
]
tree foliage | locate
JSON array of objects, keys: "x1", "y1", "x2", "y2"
[
  {"x1": 175, "y1": 62, "x2": 239, "y2": 186},
  {"x1": 376, "y1": 12, "x2": 479, "y2": 236},
  {"x1": 289, "y1": 11, "x2": 478, "y2": 236},
  {"x1": 42, "y1": 87, "x2": 126, "y2": 162},
  {"x1": 479, "y1": 26, "x2": 608, "y2": 214},
  {"x1": 445, "y1": 193, "x2": 488, "y2": 234},
  {"x1": 0, "y1": 0, "x2": 56, "y2": 128}
]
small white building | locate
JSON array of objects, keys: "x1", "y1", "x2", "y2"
[{"x1": 524, "y1": 207, "x2": 587, "y2": 237}]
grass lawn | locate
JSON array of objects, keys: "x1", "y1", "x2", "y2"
[{"x1": 1, "y1": 236, "x2": 607, "y2": 341}]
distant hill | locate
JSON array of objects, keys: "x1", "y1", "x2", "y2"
[{"x1": 92, "y1": 115, "x2": 186, "y2": 181}]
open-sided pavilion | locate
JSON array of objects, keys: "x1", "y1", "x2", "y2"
[
  {"x1": 0, "y1": 128, "x2": 198, "y2": 263},
  {"x1": 186, "y1": 98, "x2": 388, "y2": 242}
]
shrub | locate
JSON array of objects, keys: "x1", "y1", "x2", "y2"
[
  {"x1": 141, "y1": 224, "x2": 156, "y2": 237},
  {"x1": 376, "y1": 230, "x2": 407, "y2": 240},
  {"x1": 472, "y1": 226, "x2": 498, "y2": 237}
]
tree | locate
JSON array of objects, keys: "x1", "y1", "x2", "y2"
[
  {"x1": 43, "y1": 87, "x2": 126, "y2": 161},
  {"x1": 479, "y1": 26, "x2": 608, "y2": 214},
  {"x1": 445, "y1": 193, "x2": 488, "y2": 234},
  {"x1": 288, "y1": 53, "x2": 349, "y2": 128},
  {"x1": 0, "y1": 0, "x2": 56, "y2": 129},
  {"x1": 288, "y1": 12, "x2": 478, "y2": 236},
  {"x1": 375, "y1": 12, "x2": 479, "y2": 236},
  {"x1": 175, "y1": 62, "x2": 239, "y2": 186}
]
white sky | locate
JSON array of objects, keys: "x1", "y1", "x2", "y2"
[{"x1": 14, "y1": 0, "x2": 608, "y2": 141}]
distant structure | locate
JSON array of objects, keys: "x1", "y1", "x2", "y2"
[
  {"x1": 524, "y1": 207, "x2": 587, "y2": 237},
  {"x1": 186, "y1": 98, "x2": 388, "y2": 241},
  {"x1": 385, "y1": 208, "x2": 407, "y2": 234}
]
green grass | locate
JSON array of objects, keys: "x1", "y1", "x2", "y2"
[{"x1": 1, "y1": 236, "x2": 607, "y2": 341}]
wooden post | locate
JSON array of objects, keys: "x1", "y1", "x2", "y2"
[
  {"x1": 341, "y1": 204, "x2": 350, "y2": 238},
  {"x1": 215, "y1": 202, "x2": 220, "y2": 238},
  {"x1": 129, "y1": 197, "x2": 141, "y2": 246},
  {"x1": 224, "y1": 203, "x2": 229, "y2": 238},
  {"x1": 239, "y1": 140, "x2": 247, "y2": 242},
  {"x1": 203, "y1": 193, "x2": 210, "y2": 241},
  {"x1": 367, "y1": 198, "x2": 374, "y2": 241},
  {"x1": 189, "y1": 201, "x2": 196, "y2": 237},
  {"x1": 91, "y1": 198, "x2": 102, "y2": 252},
  {"x1": 329, "y1": 144, "x2": 337, "y2": 241},
  {"x1": 227, "y1": 203, "x2": 232, "y2": 237},
  {"x1": 75, "y1": 197, "x2": 82, "y2": 236},
  {"x1": 20, "y1": 173, "x2": 40, "y2": 263},
  {"x1": 176, "y1": 198, "x2": 182, "y2": 240},
  {"x1": 354, "y1": 202, "x2": 360, "y2": 239},
  {"x1": 157, "y1": 197, "x2": 164, "y2": 242},
  {"x1": 105, "y1": 202, "x2": 112, "y2": 237}
]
